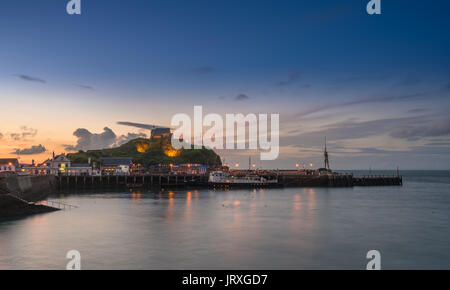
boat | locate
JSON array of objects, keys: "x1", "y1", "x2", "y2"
[{"x1": 208, "y1": 171, "x2": 279, "y2": 188}]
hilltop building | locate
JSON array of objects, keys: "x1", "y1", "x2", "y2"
[{"x1": 151, "y1": 128, "x2": 171, "y2": 139}]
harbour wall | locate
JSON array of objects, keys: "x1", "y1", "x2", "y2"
[
  {"x1": 55, "y1": 174, "x2": 402, "y2": 189},
  {"x1": 0, "y1": 175, "x2": 58, "y2": 219},
  {"x1": 0, "y1": 174, "x2": 57, "y2": 201},
  {"x1": 0, "y1": 194, "x2": 59, "y2": 218}
]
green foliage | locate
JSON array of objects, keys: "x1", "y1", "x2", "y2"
[{"x1": 67, "y1": 138, "x2": 222, "y2": 167}]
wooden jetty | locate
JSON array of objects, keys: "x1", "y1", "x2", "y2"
[{"x1": 56, "y1": 173, "x2": 402, "y2": 189}]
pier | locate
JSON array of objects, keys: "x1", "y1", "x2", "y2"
[{"x1": 56, "y1": 173, "x2": 402, "y2": 189}]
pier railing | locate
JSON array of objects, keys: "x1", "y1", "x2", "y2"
[
  {"x1": 35, "y1": 200, "x2": 78, "y2": 210},
  {"x1": 1, "y1": 188, "x2": 78, "y2": 210}
]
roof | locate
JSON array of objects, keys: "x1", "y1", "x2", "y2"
[
  {"x1": 0, "y1": 158, "x2": 19, "y2": 167},
  {"x1": 151, "y1": 127, "x2": 171, "y2": 136},
  {"x1": 101, "y1": 157, "x2": 132, "y2": 166},
  {"x1": 54, "y1": 154, "x2": 69, "y2": 161},
  {"x1": 39, "y1": 159, "x2": 52, "y2": 166},
  {"x1": 71, "y1": 163, "x2": 91, "y2": 168}
]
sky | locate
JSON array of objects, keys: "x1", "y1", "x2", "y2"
[{"x1": 0, "y1": 0, "x2": 450, "y2": 169}]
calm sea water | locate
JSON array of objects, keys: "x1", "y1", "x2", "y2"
[{"x1": 1, "y1": 170, "x2": 449, "y2": 270}]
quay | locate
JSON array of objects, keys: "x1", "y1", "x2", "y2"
[
  {"x1": 55, "y1": 173, "x2": 402, "y2": 189},
  {"x1": 0, "y1": 174, "x2": 71, "y2": 218}
]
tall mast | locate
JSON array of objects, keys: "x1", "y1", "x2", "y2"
[{"x1": 324, "y1": 136, "x2": 330, "y2": 170}]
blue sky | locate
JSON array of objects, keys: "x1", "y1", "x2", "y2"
[{"x1": 1, "y1": 0, "x2": 450, "y2": 169}]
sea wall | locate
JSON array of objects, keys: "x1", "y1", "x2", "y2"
[
  {"x1": 0, "y1": 175, "x2": 58, "y2": 219},
  {"x1": 0, "y1": 194, "x2": 59, "y2": 218},
  {"x1": 0, "y1": 175, "x2": 57, "y2": 202}
]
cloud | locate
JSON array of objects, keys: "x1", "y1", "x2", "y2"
[
  {"x1": 296, "y1": 93, "x2": 424, "y2": 118},
  {"x1": 234, "y1": 94, "x2": 250, "y2": 101},
  {"x1": 282, "y1": 115, "x2": 434, "y2": 148},
  {"x1": 394, "y1": 73, "x2": 421, "y2": 87},
  {"x1": 276, "y1": 72, "x2": 302, "y2": 86},
  {"x1": 65, "y1": 127, "x2": 149, "y2": 151},
  {"x1": 12, "y1": 144, "x2": 47, "y2": 155},
  {"x1": 117, "y1": 121, "x2": 169, "y2": 130},
  {"x1": 390, "y1": 119, "x2": 450, "y2": 140},
  {"x1": 335, "y1": 75, "x2": 390, "y2": 83},
  {"x1": 74, "y1": 84, "x2": 95, "y2": 90},
  {"x1": 116, "y1": 133, "x2": 147, "y2": 146},
  {"x1": 15, "y1": 74, "x2": 46, "y2": 83},
  {"x1": 9, "y1": 126, "x2": 38, "y2": 141},
  {"x1": 192, "y1": 66, "x2": 215, "y2": 74},
  {"x1": 283, "y1": 117, "x2": 407, "y2": 147},
  {"x1": 65, "y1": 127, "x2": 117, "y2": 151},
  {"x1": 0, "y1": 132, "x2": 3, "y2": 139},
  {"x1": 408, "y1": 108, "x2": 428, "y2": 114},
  {"x1": 282, "y1": 113, "x2": 450, "y2": 153},
  {"x1": 218, "y1": 94, "x2": 251, "y2": 101},
  {"x1": 426, "y1": 141, "x2": 450, "y2": 146}
]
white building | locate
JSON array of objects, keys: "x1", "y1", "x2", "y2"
[
  {"x1": 50, "y1": 153, "x2": 71, "y2": 173},
  {"x1": 66, "y1": 164, "x2": 92, "y2": 176},
  {"x1": 22, "y1": 153, "x2": 93, "y2": 176},
  {"x1": 0, "y1": 158, "x2": 19, "y2": 173}
]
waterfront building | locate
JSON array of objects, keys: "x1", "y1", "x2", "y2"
[
  {"x1": 66, "y1": 164, "x2": 92, "y2": 176},
  {"x1": 21, "y1": 154, "x2": 94, "y2": 176},
  {"x1": 21, "y1": 164, "x2": 53, "y2": 176},
  {"x1": 170, "y1": 164, "x2": 208, "y2": 175},
  {"x1": 148, "y1": 163, "x2": 171, "y2": 173},
  {"x1": 100, "y1": 157, "x2": 132, "y2": 175},
  {"x1": 0, "y1": 158, "x2": 19, "y2": 173},
  {"x1": 50, "y1": 153, "x2": 71, "y2": 173},
  {"x1": 130, "y1": 163, "x2": 146, "y2": 175}
]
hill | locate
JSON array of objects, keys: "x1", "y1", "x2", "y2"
[{"x1": 67, "y1": 138, "x2": 222, "y2": 166}]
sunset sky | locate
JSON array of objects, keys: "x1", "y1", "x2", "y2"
[{"x1": 1, "y1": 0, "x2": 450, "y2": 169}]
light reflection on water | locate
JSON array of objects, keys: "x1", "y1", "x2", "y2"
[{"x1": 1, "y1": 171, "x2": 450, "y2": 269}]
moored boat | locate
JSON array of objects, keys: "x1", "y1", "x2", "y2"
[{"x1": 208, "y1": 171, "x2": 279, "y2": 188}]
